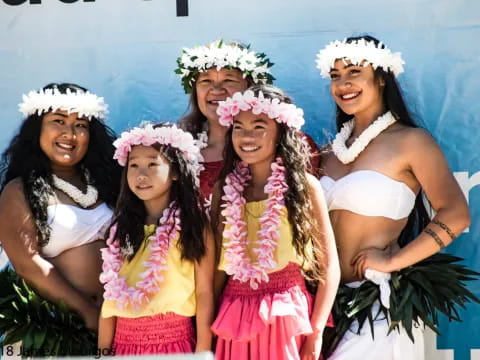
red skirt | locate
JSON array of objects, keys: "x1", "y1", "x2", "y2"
[
  {"x1": 112, "y1": 312, "x2": 195, "y2": 355},
  {"x1": 212, "y1": 262, "x2": 332, "y2": 360}
]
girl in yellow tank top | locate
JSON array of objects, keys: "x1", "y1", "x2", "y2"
[
  {"x1": 97, "y1": 123, "x2": 215, "y2": 355},
  {"x1": 210, "y1": 85, "x2": 340, "y2": 360}
]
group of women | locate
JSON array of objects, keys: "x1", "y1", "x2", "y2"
[{"x1": 0, "y1": 35, "x2": 476, "y2": 360}]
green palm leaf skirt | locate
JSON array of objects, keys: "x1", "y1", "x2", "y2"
[
  {"x1": 0, "y1": 266, "x2": 97, "y2": 357},
  {"x1": 322, "y1": 253, "x2": 480, "y2": 358}
]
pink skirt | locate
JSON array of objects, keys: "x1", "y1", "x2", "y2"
[
  {"x1": 112, "y1": 312, "x2": 195, "y2": 355},
  {"x1": 212, "y1": 262, "x2": 327, "y2": 360}
]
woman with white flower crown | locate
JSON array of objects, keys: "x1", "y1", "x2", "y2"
[
  {"x1": 210, "y1": 84, "x2": 340, "y2": 360},
  {"x1": 175, "y1": 40, "x2": 321, "y2": 209},
  {"x1": 0, "y1": 83, "x2": 121, "y2": 356},
  {"x1": 316, "y1": 35, "x2": 477, "y2": 359}
]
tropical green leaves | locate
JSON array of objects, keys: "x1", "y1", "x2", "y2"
[
  {"x1": 323, "y1": 253, "x2": 479, "y2": 357},
  {"x1": 0, "y1": 267, "x2": 97, "y2": 356}
]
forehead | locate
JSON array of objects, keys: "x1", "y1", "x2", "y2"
[
  {"x1": 129, "y1": 145, "x2": 167, "y2": 159},
  {"x1": 331, "y1": 58, "x2": 371, "y2": 71},
  {"x1": 44, "y1": 109, "x2": 88, "y2": 122},
  {"x1": 197, "y1": 67, "x2": 244, "y2": 79},
  {"x1": 234, "y1": 110, "x2": 276, "y2": 125}
]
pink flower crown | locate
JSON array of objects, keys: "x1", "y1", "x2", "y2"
[
  {"x1": 216, "y1": 90, "x2": 305, "y2": 130},
  {"x1": 113, "y1": 124, "x2": 203, "y2": 180}
]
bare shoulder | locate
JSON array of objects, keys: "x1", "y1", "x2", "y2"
[
  {"x1": 396, "y1": 127, "x2": 437, "y2": 148},
  {"x1": 306, "y1": 173, "x2": 324, "y2": 194},
  {"x1": 0, "y1": 178, "x2": 27, "y2": 209}
]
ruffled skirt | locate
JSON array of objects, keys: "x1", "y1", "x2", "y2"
[
  {"x1": 112, "y1": 312, "x2": 195, "y2": 355},
  {"x1": 212, "y1": 262, "x2": 330, "y2": 360}
]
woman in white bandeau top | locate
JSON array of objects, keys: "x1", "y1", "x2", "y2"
[
  {"x1": 316, "y1": 36, "x2": 470, "y2": 359},
  {"x1": 0, "y1": 83, "x2": 121, "y2": 334}
]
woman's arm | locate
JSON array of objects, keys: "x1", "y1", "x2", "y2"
[
  {"x1": 353, "y1": 129, "x2": 470, "y2": 276},
  {"x1": 0, "y1": 179, "x2": 100, "y2": 329},
  {"x1": 194, "y1": 226, "x2": 216, "y2": 352},
  {"x1": 300, "y1": 175, "x2": 341, "y2": 360},
  {"x1": 210, "y1": 183, "x2": 228, "y2": 299},
  {"x1": 98, "y1": 315, "x2": 116, "y2": 352}
]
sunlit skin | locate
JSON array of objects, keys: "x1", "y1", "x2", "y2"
[
  {"x1": 196, "y1": 68, "x2": 249, "y2": 162},
  {"x1": 127, "y1": 146, "x2": 175, "y2": 224},
  {"x1": 329, "y1": 59, "x2": 385, "y2": 126},
  {"x1": 0, "y1": 109, "x2": 106, "y2": 331},
  {"x1": 231, "y1": 111, "x2": 279, "y2": 201},
  {"x1": 322, "y1": 60, "x2": 470, "y2": 283}
]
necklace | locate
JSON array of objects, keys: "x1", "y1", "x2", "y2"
[
  {"x1": 51, "y1": 173, "x2": 98, "y2": 208},
  {"x1": 100, "y1": 201, "x2": 180, "y2": 310},
  {"x1": 332, "y1": 111, "x2": 396, "y2": 164},
  {"x1": 221, "y1": 157, "x2": 288, "y2": 290}
]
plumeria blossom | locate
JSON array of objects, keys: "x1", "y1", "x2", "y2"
[
  {"x1": 316, "y1": 38, "x2": 405, "y2": 78},
  {"x1": 99, "y1": 202, "x2": 180, "y2": 311},
  {"x1": 217, "y1": 90, "x2": 305, "y2": 130},
  {"x1": 18, "y1": 88, "x2": 108, "y2": 120},
  {"x1": 221, "y1": 157, "x2": 288, "y2": 289},
  {"x1": 175, "y1": 40, "x2": 274, "y2": 93},
  {"x1": 113, "y1": 124, "x2": 204, "y2": 184}
]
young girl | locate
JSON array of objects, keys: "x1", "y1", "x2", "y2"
[
  {"x1": 211, "y1": 85, "x2": 340, "y2": 360},
  {"x1": 98, "y1": 123, "x2": 215, "y2": 355}
]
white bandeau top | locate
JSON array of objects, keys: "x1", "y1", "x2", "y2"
[
  {"x1": 42, "y1": 203, "x2": 113, "y2": 258},
  {"x1": 320, "y1": 170, "x2": 416, "y2": 220}
]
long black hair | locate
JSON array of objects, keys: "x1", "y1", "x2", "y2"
[
  {"x1": 336, "y1": 35, "x2": 430, "y2": 246},
  {"x1": 112, "y1": 123, "x2": 206, "y2": 262},
  {"x1": 214, "y1": 85, "x2": 325, "y2": 281},
  {"x1": 0, "y1": 83, "x2": 121, "y2": 247}
]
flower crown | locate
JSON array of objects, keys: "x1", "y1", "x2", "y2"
[
  {"x1": 217, "y1": 90, "x2": 305, "y2": 130},
  {"x1": 316, "y1": 38, "x2": 405, "y2": 78},
  {"x1": 113, "y1": 124, "x2": 203, "y2": 181},
  {"x1": 18, "y1": 88, "x2": 108, "y2": 120},
  {"x1": 175, "y1": 40, "x2": 274, "y2": 94}
]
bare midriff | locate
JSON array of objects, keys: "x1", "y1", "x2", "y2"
[
  {"x1": 48, "y1": 239, "x2": 105, "y2": 307},
  {"x1": 329, "y1": 210, "x2": 407, "y2": 283}
]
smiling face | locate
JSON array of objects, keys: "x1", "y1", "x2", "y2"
[
  {"x1": 195, "y1": 67, "x2": 249, "y2": 122},
  {"x1": 126, "y1": 145, "x2": 174, "y2": 206},
  {"x1": 39, "y1": 110, "x2": 90, "y2": 171},
  {"x1": 232, "y1": 110, "x2": 279, "y2": 167},
  {"x1": 329, "y1": 59, "x2": 385, "y2": 119}
]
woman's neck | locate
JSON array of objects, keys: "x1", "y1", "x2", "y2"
[
  {"x1": 351, "y1": 104, "x2": 387, "y2": 138},
  {"x1": 245, "y1": 158, "x2": 274, "y2": 201},
  {"x1": 51, "y1": 165, "x2": 82, "y2": 185}
]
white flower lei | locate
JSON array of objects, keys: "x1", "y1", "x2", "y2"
[
  {"x1": 316, "y1": 38, "x2": 405, "y2": 78},
  {"x1": 332, "y1": 111, "x2": 396, "y2": 164},
  {"x1": 18, "y1": 88, "x2": 108, "y2": 120},
  {"x1": 52, "y1": 174, "x2": 98, "y2": 208},
  {"x1": 175, "y1": 40, "x2": 274, "y2": 93}
]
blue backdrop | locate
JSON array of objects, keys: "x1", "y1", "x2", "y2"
[{"x1": 0, "y1": 1, "x2": 479, "y2": 359}]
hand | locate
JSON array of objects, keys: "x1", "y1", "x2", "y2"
[
  {"x1": 351, "y1": 247, "x2": 393, "y2": 278},
  {"x1": 299, "y1": 331, "x2": 323, "y2": 360}
]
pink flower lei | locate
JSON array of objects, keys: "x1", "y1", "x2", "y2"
[
  {"x1": 99, "y1": 201, "x2": 180, "y2": 310},
  {"x1": 216, "y1": 89, "x2": 305, "y2": 130},
  {"x1": 221, "y1": 157, "x2": 288, "y2": 289}
]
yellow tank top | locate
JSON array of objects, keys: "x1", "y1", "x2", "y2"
[
  {"x1": 101, "y1": 224, "x2": 195, "y2": 318},
  {"x1": 218, "y1": 200, "x2": 307, "y2": 273}
]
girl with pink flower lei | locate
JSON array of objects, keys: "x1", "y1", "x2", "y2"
[
  {"x1": 210, "y1": 85, "x2": 340, "y2": 360},
  {"x1": 97, "y1": 123, "x2": 215, "y2": 355}
]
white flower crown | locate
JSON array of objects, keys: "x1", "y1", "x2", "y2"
[
  {"x1": 18, "y1": 88, "x2": 109, "y2": 120},
  {"x1": 175, "y1": 40, "x2": 274, "y2": 93},
  {"x1": 316, "y1": 38, "x2": 405, "y2": 78}
]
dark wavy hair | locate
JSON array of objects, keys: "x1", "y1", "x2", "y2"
[
  {"x1": 336, "y1": 35, "x2": 430, "y2": 246},
  {"x1": 214, "y1": 84, "x2": 325, "y2": 281},
  {"x1": 111, "y1": 123, "x2": 206, "y2": 262},
  {"x1": 0, "y1": 83, "x2": 121, "y2": 247},
  {"x1": 178, "y1": 41, "x2": 260, "y2": 138}
]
